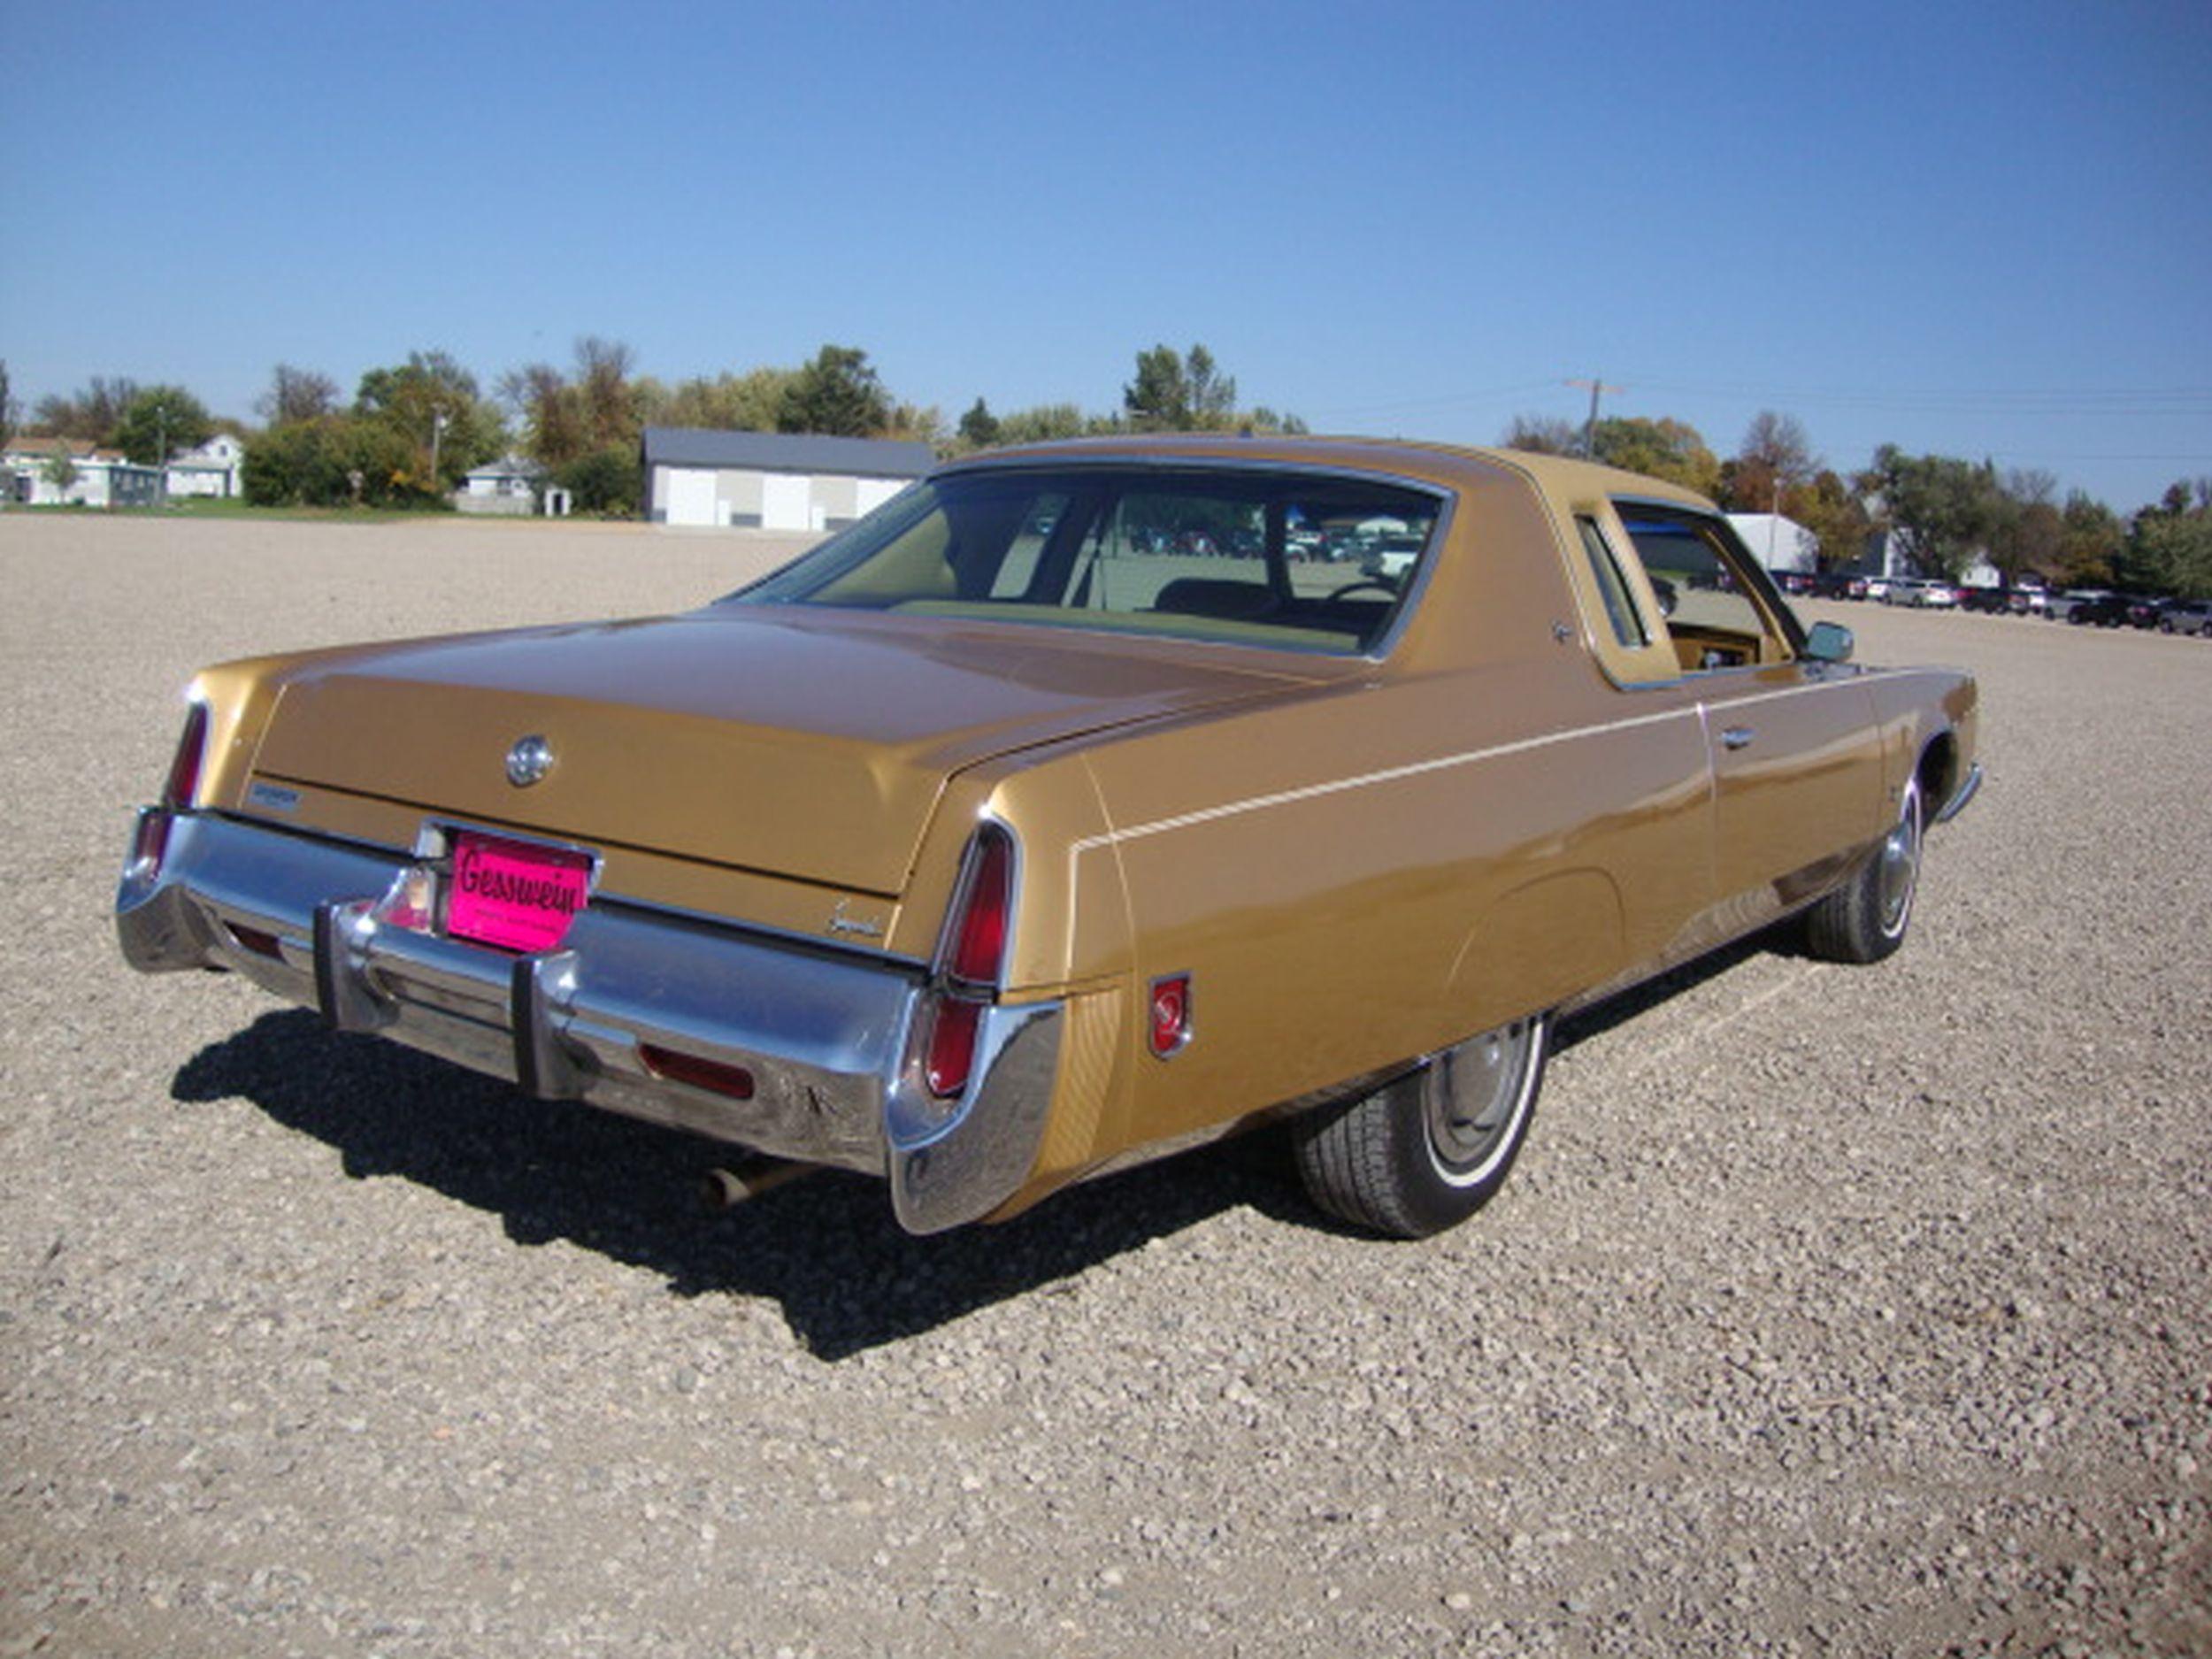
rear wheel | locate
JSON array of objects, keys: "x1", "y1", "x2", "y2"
[
  {"x1": 1294, "y1": 1014, "x2": 1548, "y2": 1238},
  {"x1": 1805, "y1": 774, "x2": 1923, "y2": 964}
]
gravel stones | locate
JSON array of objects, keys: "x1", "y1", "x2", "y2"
[{"x1": 2, "y1": 512, "x2": 2208, "y2": 1655}]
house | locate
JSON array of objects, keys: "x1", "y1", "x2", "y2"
[
  {"x1": 165, "y1": 434, "x2": 244, "y2": 498},
  {"x1": 455, "y1": 455, "x2": 545, "y2": 517},
  {"x1": 641, "y1": 427, "x2": 934, "y2": 531},
  {"x1": 4, "y1": 433, "x2": 230, "y2": 506},
  {"x1": 4, "y1": 436, "x2": 152, "y2": 508},
  {"x1": 1863, "y1": 529, "x2": 2000, "y2": 588}
]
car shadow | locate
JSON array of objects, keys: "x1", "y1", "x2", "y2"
[
  {"x1": 171, "y1": 1010, "x2": 1318, "y2": 1360},
  {"x1": 1550, "y1": 921, "x2": 1792, "y2": 1053},
  {"x1": 171, "y1": 922, "x2": 1804, "y2": 1357}
]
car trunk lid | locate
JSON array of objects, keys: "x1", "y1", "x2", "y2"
[{"x1": 248, "y1": 609, "x2": 1323, "y2": 894}]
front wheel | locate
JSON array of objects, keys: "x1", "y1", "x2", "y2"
[
  {"x1": 1804, "y1": 774, "x2": 1923, "y2": 964},
  {"x1": 1293, "y1": 1014, "x2": 1548, "y2": 1238}
]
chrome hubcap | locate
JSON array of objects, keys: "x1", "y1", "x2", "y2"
[
  {"x1": 1423, "y1": 1017, "x2": 1541, "y2": 1182},
  {"x1": 1877, "y1": 784, "x2": 1922, "y2": 937}
]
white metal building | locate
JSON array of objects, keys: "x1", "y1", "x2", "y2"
[
  {"x1": 1726, "y1": 512, "x2": 1817, "y2": 572},
  {"x1": 641, "y1": 427, "x2": 933, "y2": 531}
]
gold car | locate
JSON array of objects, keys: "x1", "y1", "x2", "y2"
[{"x1": 117, "y1": 437, "x2": 1978, "y2": 1237}]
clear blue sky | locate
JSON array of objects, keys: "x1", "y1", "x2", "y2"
[{"x1": 5, "y1": 0, "x2": 2208, "y2": 511}]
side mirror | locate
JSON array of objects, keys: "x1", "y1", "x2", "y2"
[{"x1": 1804, "y1": 620, "x2": 1854, "y2": 664}]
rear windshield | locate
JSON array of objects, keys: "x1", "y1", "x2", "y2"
[{"x1": 723, "y1": 465, "x2": 1445, "y2": 654}]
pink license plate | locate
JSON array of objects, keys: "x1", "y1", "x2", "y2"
[{"x1": 446, "y1": 832, "x2": 591, "y2": 954}]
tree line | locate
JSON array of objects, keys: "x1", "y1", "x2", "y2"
[
  {"x1": 1502, "y1": 406, "x2": 2210, "y2": 600},
  {"x1": 4, "y1": 370, "x2": 222, "y2": 473},
  {"x1": 5, "y1": 347, "x2": 2202, "y2": 596},
  {"x1": 2, "y1": 342, "x2": 1302, "y2": 517}
]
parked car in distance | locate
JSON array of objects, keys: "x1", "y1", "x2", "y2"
[
  {"x1": 1884, "y1": 578, "x2": 1958, "y2": 609},
  {"x1": 2156, "y1": 597, "x2": 2212, "y2": 636},
  {"x1": 2065, "y1": 590, "x2": 2140, "y2": 627},
  {"x1": 2048, "y1": 588, "x2": 2107, "y2": 624},
  {"x1": 1957, "y1": 585, "x2": 2013, "y2": 614},
  {"x1": 116, "y1": 437, "x2": 1980, "y2": 1240},
  {"x1": 1808, "y1": 570, "x2": 1869, "y2": 601},
  {"x1": 1361, "y1": 533, "x2": 1426, "y2": 582},
  {"x1": 1959, "y1": 583, "x2": 2046, "y2": 617}
]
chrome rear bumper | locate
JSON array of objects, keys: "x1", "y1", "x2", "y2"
[
  {"x1": 1935, "y1": 761, "x2": 1983, "y2": 825},
  {"x1": 116, "y1": 811, "x2": 1060, "y2": 1233}
]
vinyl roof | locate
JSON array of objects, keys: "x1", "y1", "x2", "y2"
[{"x1": 942, "y1": 433, "x2": 1716, "y2": 509}]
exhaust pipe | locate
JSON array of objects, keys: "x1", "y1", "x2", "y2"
[{"x1": 700, "y1": 1157, "x2": 816, "y2": 1211}]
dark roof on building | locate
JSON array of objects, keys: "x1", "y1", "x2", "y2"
[
  {"x1": 4, "y1": 435, "x2": 97, "y2": 460},
  {"x1": 465, "y1": 454, "x2": 545, "y2": 480},
  {"x1": 641, "y1": 427, "x2": 936, "y2": 479}
]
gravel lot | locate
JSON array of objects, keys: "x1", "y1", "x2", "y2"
[{"x1": 4, "y1": 511, "x2": 2208, "y2": 1657}]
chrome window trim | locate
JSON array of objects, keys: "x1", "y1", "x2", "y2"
[{"x1": 1574, "y1": 512, "x2": 1653, "y2": 649}]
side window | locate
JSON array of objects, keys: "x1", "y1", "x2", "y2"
[
  {"x1": 1611, "y1": 505, "x2": 1798, "y2": 671},
  {"x1": 1555, "y1": 503, "x2": 1678, "y2": 687},
  {"x1": 1576, "y1": 517, "x2": 1649, "y2": 649}
]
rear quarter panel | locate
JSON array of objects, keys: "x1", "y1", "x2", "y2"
[
  {"x1": 1864, "y1": 665, "x2": 1980, "y2": 805},
  {"x1": 1071, "y1": 662, "x2": 1715, "y2": 1156}
]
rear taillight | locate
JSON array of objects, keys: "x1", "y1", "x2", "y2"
[
  {"x1": 163, "y1": 700, "x2": 211, "y2": 810},
  {"x1": 923, "y1": 1000, "x2": 982, "y2": 1100},
  {"x1": 129, "y1": 701, "x2": 211, "y2": 879},
  {"x1": 945, "y1": 829, "x2": 1011, "y2": 987},
  {"x1": 922, "y1": 826, "x2": 1015, "y2": 1101}
]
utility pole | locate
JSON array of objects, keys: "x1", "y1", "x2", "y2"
[{"x1": 1567, "y1": 376, "x2": 1622, "y2": 460}]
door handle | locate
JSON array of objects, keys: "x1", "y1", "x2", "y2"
[{"x1": 1721, "y1": 726, "x2": 1755, "y2": 750}]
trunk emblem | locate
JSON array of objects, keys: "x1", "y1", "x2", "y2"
[
  {"x1": 827, "y1": 898, "x2": 885, "y2": 940},
  {"x1": 505, "y1": 734, "x2": 555, "y2": 787}
]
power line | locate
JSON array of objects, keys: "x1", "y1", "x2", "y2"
[
  {"x1": 1617, "y1": 375, "x2": 2212, "y2": 415},
  {"x1": 1309, "y1": 376, "x2": 2212, "y2": 426},
  {"x1": 1302, "y1": 379, "x2": 1562, "y2": 420}
]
